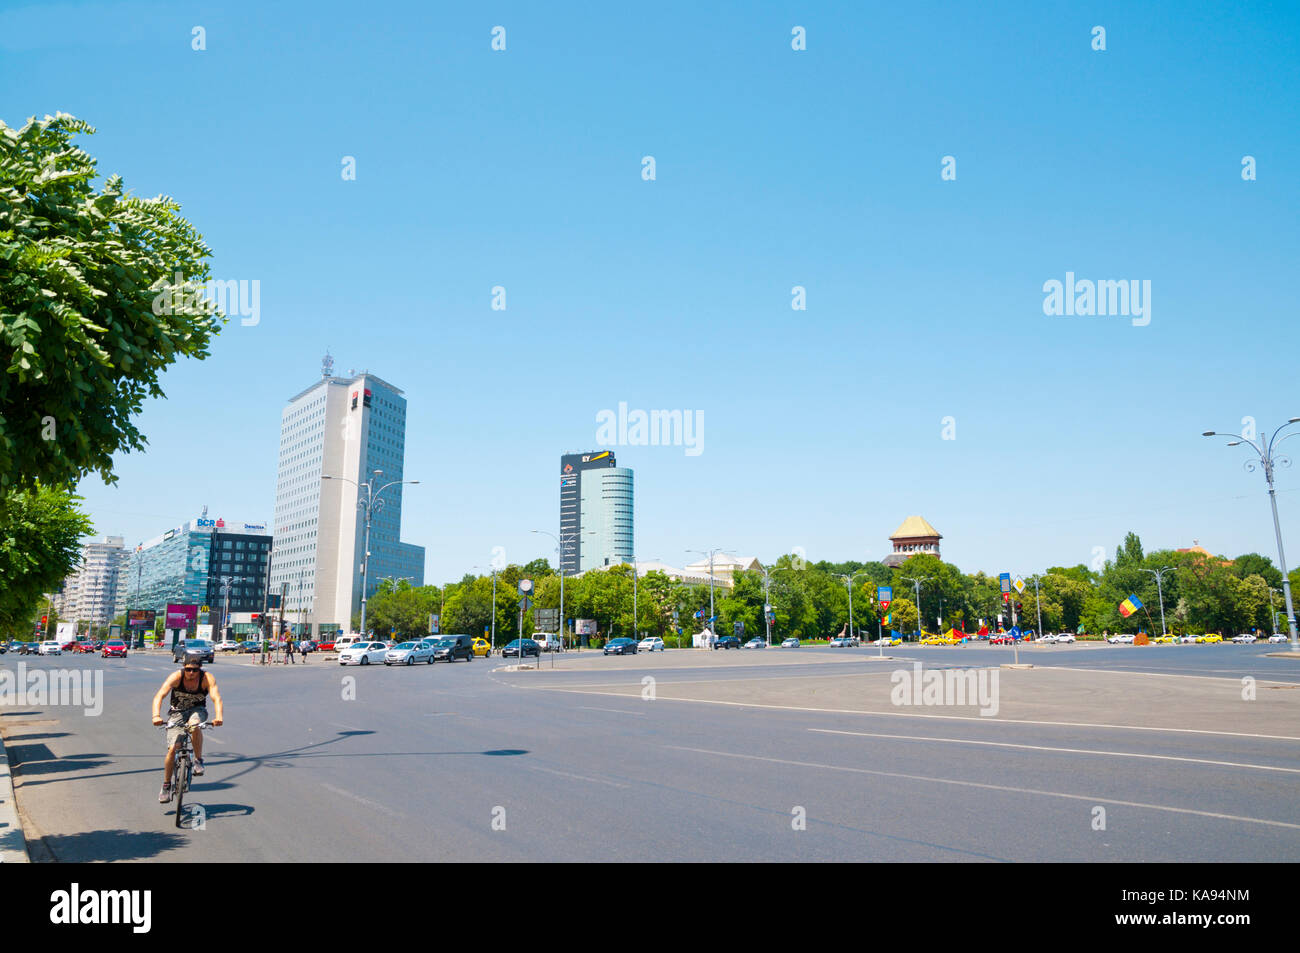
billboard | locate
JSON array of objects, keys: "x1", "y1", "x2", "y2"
[
  {"x1": 575, "y1": 619, "x2": 597, "y2": 635},
  {"x1": 166, "y1": 604, "x2": 199, "y2": 630},
  {"x1": 127, "y1": 609, "x2": 157, "y2": 630}
]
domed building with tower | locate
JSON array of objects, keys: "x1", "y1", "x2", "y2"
[{"x1": 881, "y1": 516, "x2": 942, "y2": 569}]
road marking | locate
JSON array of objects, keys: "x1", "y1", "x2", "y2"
[
  {"x1": 540, "y1": 687, "x2": 1300, "y2": 740},
  {"x1": 137, "y1": 667, "x2": 156, "y2": 672},
  {"x1": 662, "y1": 745, "x2": 1300, "y2": 831},
  {"x1": 318, "y1": 782, "x2": 403, "y2": 818},
  {"x1": 526, "y1": 764, "x2": 628, "y2": 788},
  {"x1": 809, "y1": 729, "x2": 1300, "y2": 774},
  {"x1": 578, "y1": 706, "x2": 647, "y2": 716},
  {"x1": 1036, "y1": 665, "x2": 1297, "y2": 683}
]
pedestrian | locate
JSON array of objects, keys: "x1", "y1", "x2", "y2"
[
  {"x1": 285, "y1": 636, "x2": 296, "y2": 664},
  {"x1": 300, "y1": 638, "x2": 308, "y2": 663}
]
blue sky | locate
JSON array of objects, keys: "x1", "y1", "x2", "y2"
[{"x1": 4, "y1": 0, "x2": 1299, "y2": 583}]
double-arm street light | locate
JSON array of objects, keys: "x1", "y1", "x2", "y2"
[
  {"x1": 900, "y1": 575, "x2": 932, "y2": 640},
  {"x1": 1203, "y1": 418, "x2": 1300, "y2": 651},
  {"x1": 323, "y1": 470, "x2": 419, "y2": 639},
  {"x1": 759, "y1": 564, "x2": 802, "y2": 645},
  {"x1": 836, "y1": 570, "x2": 875, "y2": 641},
  {"x1": 1137, "y1": 566, "x2": 1176, "y2": 638},
  {"x1": 531, "y1": 530, "x2": 593, "y2": 650},
  {"x1": 688, "y1": 548, "x2": 731, "y2": 643}
]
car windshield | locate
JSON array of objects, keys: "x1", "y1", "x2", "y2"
[
  {"x1": 393, "y1": 643, "x2": 415, "y2": 650},
  {"x1": 107, "y1": 641, "x2": 124, "y2": 647}
]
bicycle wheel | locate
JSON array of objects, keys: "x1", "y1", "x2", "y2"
[{"x1": 174, "y1": 757, "x2": 190, "y2": 828}]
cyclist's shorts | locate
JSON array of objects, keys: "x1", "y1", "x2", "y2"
[{"x1": 166, "y1": 707, "x2": 208, "y2": 748}]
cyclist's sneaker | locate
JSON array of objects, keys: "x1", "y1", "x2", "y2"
[
  {"x1": 193, "y1": 759, "x2": 205, "y2": 776},
  {"x1": 159, "y1": 782, "x2": 172, "y2": 803}
]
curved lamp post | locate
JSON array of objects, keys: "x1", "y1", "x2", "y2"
[
  {"x1": 323, "y1": 470, "x2": 419, "y2": 639},
  {"x1": 1203, "y1": 418, "x2": 1300, "y2": 651}
]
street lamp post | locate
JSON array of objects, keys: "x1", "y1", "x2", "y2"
[
  {"x1": 1137, "y1": 566, "x2": 1175, "y2": 638},
  {"x1": 688, "y1": 548, "x2": 730, "y2": 646},
  {"x1": 900, "y1": 575, "x2": 931, "y2": 641},
  {"x1": 323, "y1": 470, "x2": 419, "y2": 639},
  {"x1": 1203, "y1": 419, "x2": 1300, "y2": 650},
  {"x1": 836, "y1": 570, "x2": 874, "y2": 641},
  {"x1": 532, "y1": 530, "x2": 591, "y2": 652}
]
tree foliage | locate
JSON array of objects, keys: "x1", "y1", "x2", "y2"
[
  {"x1": 0, "y1": 113, "x2": 223, "y2": 489},
  {"x1": 0, "y1": 483, "x2": 92, "y2": 636}
]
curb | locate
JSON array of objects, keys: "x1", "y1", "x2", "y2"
[{"x1": 0, "y1": 727, "x2": 30, "y2": 863}]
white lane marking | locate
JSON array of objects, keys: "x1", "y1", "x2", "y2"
[
  {"x1": 540, "y1": 687, "x2": 1300, "y2": 741},
  {"x1": 662, "y1": 745, "x2": 1300, "y2": 831},
  {"x1": 1036, "y1": 665, "x2": 1298, "y2": 683},
  {"x1": 137, "y1": 667, "x2": 156, "y2": 672},
  {"x1": 809, "y1": 729, "x2": 1300, "y2": 774},
  {"x1": 318, "y1": 782, "x2": 403, "y2": 818},
  {"x1": 578, "y1": 706, "x2": 647, "y2": 716},
  {"x1": 526, "y1": 764, "x2": 628, "y2": 788},
  {"x1": 200, "y1": 735, "x2": 227, "y2": 745}
]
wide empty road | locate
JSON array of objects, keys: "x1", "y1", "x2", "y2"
[{"x1": 3, "y1": 642, "x2": 1298, "y2": 862}]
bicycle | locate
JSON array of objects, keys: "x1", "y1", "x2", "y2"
[{"x1": 159, "y1": 720, "x2": 215, "y2": 827}]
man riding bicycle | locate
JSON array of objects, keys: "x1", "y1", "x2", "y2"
[{"x1": 152, "y1": 650, "x2": 224, "y2": 803}]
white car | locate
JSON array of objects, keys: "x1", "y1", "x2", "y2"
[
  {"x1": 1231, "y1": 634, "x2": 1258, "y2": 644},
  {"x1": 1106, "y1": 634, "x2": 1135, "y2": 644},
  {"x1": 215, "y1": 640, "x2": 241, "y2": 652},
  {"x1": 1055, "y1": 633, "x2": 1076, "y2": 643},
  {"x1": 338, "y1": 641, "x2": 390, "y2": 666},
  {"x1": 1267, "y1": 634, "x2": 1289, "y2": 643},
  {"x1": 38, "y1": 640, "x2": 62, "y2": 655},
  {"x1": 638, "y1": 637, "x2": 665, "y2": 652},
  {"x1": 1036, "y1": 634, "x2": 1059, "y2": 644}
]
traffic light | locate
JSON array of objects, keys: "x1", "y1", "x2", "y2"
[{"x1": 1015, "y1": 602, "x2": 1023, "y2": 615}]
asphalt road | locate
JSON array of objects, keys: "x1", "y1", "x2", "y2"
[{"x1": 2, "y1": 643, "x2": 1298, "y2": 862}]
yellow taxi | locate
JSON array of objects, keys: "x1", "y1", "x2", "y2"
[
  {"x1": 1194, "y1": 633, "x2": 1223, "y2": 644},
  {"x1": 1152, "y1": 635, "x2": 1177, "y2": 644},
  {"x1": 472, "y1": 638, "x2": 492, "y2": 657}
]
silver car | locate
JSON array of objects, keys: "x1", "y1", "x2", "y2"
[
  {"x1": 338, "y1": 641, "x2": 390, "y2": 666},
  {"x1": 385, "y1": 641, "x2": 434, "y2": 665}
]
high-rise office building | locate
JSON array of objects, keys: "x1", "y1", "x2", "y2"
[
  {"x1": 559, "y1": 450, "x2": 634, "y2": 573},
  {"x1": 270, "y1": 356, "x2": 424, "y2": 636}
]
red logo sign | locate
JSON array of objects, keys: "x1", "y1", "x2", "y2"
[{"x1": 216, "y1": 518, "x2": 225, "y2": 528}]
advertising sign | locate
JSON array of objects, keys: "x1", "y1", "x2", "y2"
[
  {"x1": 999, "y1": 572, "x2": 1011, "y2": 594},
  {"x1": 166, "y1": 604, "x2": 199, "y2": 631},
  {"x1": 127, "y1": 609, "x2": 157, "y2": 630},
  {"x1": 575, "y1": 619, "x2": 597, "y2": 635},
  {"x1": 429, "y1": 613, "x2": 440, "y2": 635}
]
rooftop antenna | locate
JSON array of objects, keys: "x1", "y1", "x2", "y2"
[
  {"x1": 322, "y1": 350, "x2": 334, "y2": 379},
  {"x1": 201, "y1": 504, "x2": 208, "y2": 518}
]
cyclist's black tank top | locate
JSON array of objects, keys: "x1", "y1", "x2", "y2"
[{"x1": 170, "y1": 673, "x2": 209, "y2": 711}]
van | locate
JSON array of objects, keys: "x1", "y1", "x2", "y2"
[
  {"x1": 431, "y1": 634, "x2": 474, "y2": 662},
  {"x1": 334, "y1": 635, "x2": 364, "y2": 651},
  {"x1": 532, "y1": 633, "x2": 562, "y2": 652}
]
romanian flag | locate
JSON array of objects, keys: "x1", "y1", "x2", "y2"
[{"x1": 1119, "y1": 595, "x2": 1144, "y2": 618}]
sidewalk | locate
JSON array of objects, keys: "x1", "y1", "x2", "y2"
[{"x1": 0, "y1": 729, "x2": 30, "y2": 863}]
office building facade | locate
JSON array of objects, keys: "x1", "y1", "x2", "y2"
[
  {"x1": 559, "y1": 450, "x2": 634, "y2": 573},
  {"x1": 52, "y1": 536, "x2": 129, "y2": 627},
  {"x1": 270, "y1": 358, "x2": 425, "y2": 637}
]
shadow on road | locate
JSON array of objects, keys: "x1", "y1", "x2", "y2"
[{"x1": 39, "y1": 828, "x2": 188, "y2": 862}]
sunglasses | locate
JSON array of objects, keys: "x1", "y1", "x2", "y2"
[{"x1": 183, "y1": 667, "x2": 200, "y2": 673}]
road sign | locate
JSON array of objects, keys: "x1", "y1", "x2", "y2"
[
  {"x1": 1002, "y1": 592, "x2": 1011, "y2": 603},
  {"x1": 999, "y1": 573, "x2": 1011, "y2": 594},
  {"x1": 1014, "y1": 577, "x2": 1025, "y2": 594},
  {"x1": 1009, "y1": 626, "x2": 1021, "y2": 640},
  {"x1": 879, "y1": 601, "x2": 891, "y2": 612},
  {"x1": 734, "y1": 621, "x2": 744, "y2": 635}
]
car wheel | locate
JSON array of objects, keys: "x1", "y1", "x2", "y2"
[
  {"x1": 406, "y1": 656, "x2": 414, "y2": 666},
  {"x1": 361, "y1": 656, "x2": 369, "y2": 665},
  {"x1": 427, "y1": 655, "x2": 434, "y2": 664}
]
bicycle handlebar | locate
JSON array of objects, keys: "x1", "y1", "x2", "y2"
[{"x1": 157, "y1": 721, "x2": 217, "y2": 730}]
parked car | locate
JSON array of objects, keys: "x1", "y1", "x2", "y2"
[
  {"x1": 73, "y1": 641, "x2": 96, "y2": 654},
  {"x1": 38, "y1": 640, "x2": 62, "y2": 655},
  {"x1": 1152, "y1": 635, "x2": 1177, "y2": 643},
  {"x1": 101, "y1": 640, "x2": 128, "y2": 658},
  {"x1": 1268, "y1": 633, "x2": 1289, "y2": 643},
  {"x1": 334, "y1": 635, "x2": 365, "y2": 652},
  {"x1": 173, "y1": 639, "x2": 215, "y2": 663},
  {"x1": 502, "y1": 638, "x2": 540, "y2": 659},
  {"x1": 472, "y1": 638, "x2": 492, "y2": 657},
  {"x1": 385, "y1": 641, "x2": 434, "y2": 665},
  {"x1": 338, "y1": 641, "x2": 390, "y2": 665},
  {"x1": 743, "y1": 637, "x2": 766, "y2": 649},
  {"x1": 317, "y1": 639, "x2": 336, "y2": 651},
  {"x1": 713, "y1": 636, "x2": 741, "y2": 650},
  {"x1": 829, "y1": 636, "x2": 854, "y2": 647},
  {"x1": 603, "y1": 637, "x2": 639, "y2": 656},
  {"x1": 1195, "y1": 634, "x2": 1223, "y2": 644},
  {"x1": 1106, "y1": 634, "x2": 1135, "y2": 644},
  {"x1": 781, "y1": 637, "x2": 801, "y2": 648},
  {"x1": 872, "y1": 637, "x2": 902, "y2": 647},
  {"x1": 239, "y1": 640, "x2": 262, "y2": 653},
  {"x1": 1231, "y1": 633, "x2": 1258, "y2": 643},
  {"x1": 1055, "y1": 633, "x2": 1077, "y2": 643},
  {"x1": 431, "y1": 635, "x2": 475, "y2": 662},
  {"x1": 638, "y1": 637, "x2": 666, "y2": 652},
  {"x1": 1035, "y1": 634, "x2": 1059, "y2": 644},
  {"x1": 215, "y1": 639, "x2": 241, "y2": 652}
]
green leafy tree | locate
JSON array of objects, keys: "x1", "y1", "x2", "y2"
[
  {"x1": 0, "y1": 484, "x2": 92, "y2": 636},
  {"x1": 1, "y1": 114, "x2": 223, "y2": 489}
]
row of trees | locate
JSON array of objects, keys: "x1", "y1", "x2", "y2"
[{"x1": 357, "y1": 532, "x2": 1300, "y2": 643}]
